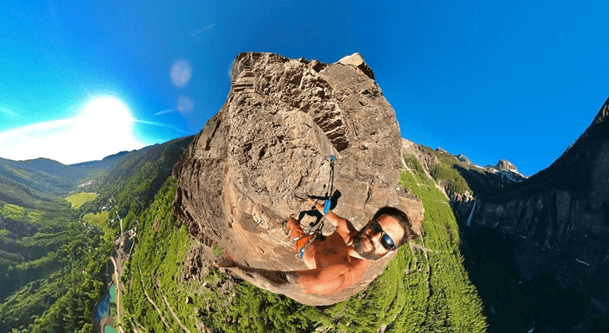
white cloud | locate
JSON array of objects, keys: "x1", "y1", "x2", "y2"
[
  {"x1": 0, "y1": 97, "x2": 147, "y2": 165},
  {"x1": 0, "y1": 107, "x2": 19, "y2": 117},
  {"x1": 154, "y1": 109, "x2": 178, "y2": 116},
  {"x1": 189, "y1": 24, "x2": 215, "y2": 38},
  {"x1": 134, "y1": 119, "x2": 187, "y2": 134}
]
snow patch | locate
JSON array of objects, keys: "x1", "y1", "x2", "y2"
[{"x1": 499, "y1": 170, "x2": 524, "y2": 182}]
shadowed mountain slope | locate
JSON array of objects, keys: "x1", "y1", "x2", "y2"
[{"x1": 403, "y1": 98, "x2": 609, "y2": 332}]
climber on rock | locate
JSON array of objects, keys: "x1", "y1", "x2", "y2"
[{"x1": 217, "y1": 199, "x2": 417, "y2": 295}]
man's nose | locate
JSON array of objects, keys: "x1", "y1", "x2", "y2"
[{"x1": 367, "y1": 227, "x2": 381, "y2": 241}]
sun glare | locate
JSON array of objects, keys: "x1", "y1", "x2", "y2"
[
  {"x1": 78, "y1": 96, "x2": 135, "y2": 131},
  {"x1": 0, "y1": 95, "x2": 146, "y2": 164},
  {"x1": 69, "y1": 96, "x2": 144, "y2": 161}
]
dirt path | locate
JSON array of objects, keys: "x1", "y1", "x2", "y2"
[
  {"x1": 401, "y1": 157, "x2": 421, "y2": 187},
  {"x1": 116, "y1": 211, "x2": 123, "y2": 235},
  {"x1": 131, "y1": 321, "x2": 146, "y2": 333},
  {"x1": 157, "y1": 278, "x2": 192, "y2": 333},
  {"x1": 138, "y1": 268, "x2": 174, "y2": 332}
]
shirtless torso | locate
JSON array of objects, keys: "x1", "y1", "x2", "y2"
[
  {"x1": 219, "y1": 199, "x2": 405, "y2": 296},
  {"x1": 297, "y1": 225, "x2": 369, "y2": 292}
]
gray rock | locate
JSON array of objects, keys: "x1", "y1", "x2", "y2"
[
  {"x1": 337, "y1": 53, "x2": 375, "y2": 80},
  {"x1": 456, "y1": 154, "x2": 471, "y2": 164},
  {"x1": 495, "y1": 159, "x2": 518, "y2": 172}
]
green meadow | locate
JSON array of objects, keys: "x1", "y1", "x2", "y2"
[
  {"x1": 82, "y1": 211, "x2": 114, "y2": 237},
  {"x1": 65, "y1": 192, "x2": 98, "y2": 209}
]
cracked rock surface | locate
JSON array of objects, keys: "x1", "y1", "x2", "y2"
[{"x1": 174, "y1": 52, "x2": 423, "y2": 305}]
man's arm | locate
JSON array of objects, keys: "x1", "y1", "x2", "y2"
[
  {"x1": 220, "y1": 259, "x2": 348, "y2": 295},
  {"x1": 307, "y1": 198, "x2": 356, "y2": 238}
]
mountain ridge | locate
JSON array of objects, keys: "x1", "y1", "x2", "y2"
[{"x1": 403, "y1": 97, "x2": 609, "y2": 332}]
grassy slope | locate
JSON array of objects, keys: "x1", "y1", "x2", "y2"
[
  {"x1": 120, "y1": 176, "x2": 486, "y2": 332},
  {"x1": 0, "y1": 158, "x2": 84, "y2": 195},
  {"x1": 86, "y1": 136, "x2": 192, "y2": 218},
  {"x1": 66, "y1": 192, "x2": 98, "y2": 209}
]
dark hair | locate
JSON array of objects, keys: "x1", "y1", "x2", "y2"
[{"x1": 373, "y1": 206, "x2": 417, "y2": 247}]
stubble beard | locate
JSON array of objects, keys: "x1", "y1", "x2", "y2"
[{"x1": 353, "y1": 229, "x2": 385, "y2": 261}]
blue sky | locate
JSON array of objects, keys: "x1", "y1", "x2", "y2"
[{"x1": 1, "y1": 0, "x2": 608, "y2": 174}]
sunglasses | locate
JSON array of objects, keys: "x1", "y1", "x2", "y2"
[{"x1": 368, "y1": 219, "x2": 396, "y2": 251}]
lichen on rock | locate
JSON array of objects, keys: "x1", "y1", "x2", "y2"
[{"x1": 173, "y1": 52, "x2": 423, "y2": 305}]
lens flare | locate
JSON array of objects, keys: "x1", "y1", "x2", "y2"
[
  {"x1": 171, "y1": 59, "x2": 192, "y2": 88},
  {"x1": 177, "y1": 96, "x2": 194, "y2": 114}
]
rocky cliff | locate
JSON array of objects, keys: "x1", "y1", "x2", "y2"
[
  {"x1": 173, "y1": 52, "x2": 423, "y2": 306},
  {"x1": 404, "y1": 98, "x2": 609, "y2": 330},
  {"x1": 458, "y1": 98, "x2": 609, "y2": 258}
]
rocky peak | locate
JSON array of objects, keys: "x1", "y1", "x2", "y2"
[
  {"x1": 174, "y1": 52, "x2": 423, "y2": 306},
  {"x1": 337, "y1": 53, "x2": 375, "y2": 80},
  {"x1": 456, "y1": 154, "x2": 471, "y2": 164},
  {"x1": 495, "y1": 159, "x2": 518, "y2": 172},
  {"x1": 400, "y1": 99, "x2": 609, "y2": 329}
]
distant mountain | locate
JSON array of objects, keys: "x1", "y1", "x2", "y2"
[
  {"x1": 92, "y1": 136, "x2": 193, "y2": 216},
  {"x1": 0, "y1": 157, "x2": 88, "y2": 195},
  {"x1": 0, "y1": 145, "x2": 162, "y2": 199},
  {"x1": 0, "y1": 150, "x2": 135, "y2": 196},
  {"x1": 70, "y1": 150, "x2": 131, "y2": 171},
  {"x1": 403, "y1": 97, "x2": 609, "y2": 333},
  {"x1": 0, "y1": 175, "x2": 61, "y2": 211}
]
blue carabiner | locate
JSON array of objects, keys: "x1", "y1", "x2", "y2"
[{"x1": 323, "y1": 199, "x2": 331, "y2": 215}]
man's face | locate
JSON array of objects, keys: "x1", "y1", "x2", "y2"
[{"x1": 353, "y1": 214, "x2": 405, "y2": 260}]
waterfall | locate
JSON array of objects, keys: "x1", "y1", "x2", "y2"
[{"x1": 466, "y1": 200, "x2": 476, "y2": 227}]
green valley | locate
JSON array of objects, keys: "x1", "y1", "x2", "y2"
[
  {"x1": 0, "y1": 137, "x2": 193, "y2": 332},
  {"x1": 0, "y1": 134, "x2": 489, "y2": 332}
]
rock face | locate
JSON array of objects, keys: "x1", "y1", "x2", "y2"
[
  {"x1": 402, "y1": 99, "x2": 609, "y2": 329},
  {"x1": 446, "y1": 97, "x2": 609, "y2": 257},
  {"x1": 174, "y1": 52, "x2": 423, "y2": 306},
  {"x1": 456, "y1": 154, "x2": 471, "y2": 164},
  {"x1": 446, "y1": 98, "x2": 609, "y2": 326},
  {"x1": 459, "y1": 98, "x2": 609, "y2": 254},
  {"x1": 495, "y1": 159, "x2": 518, "y2": 172}
]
